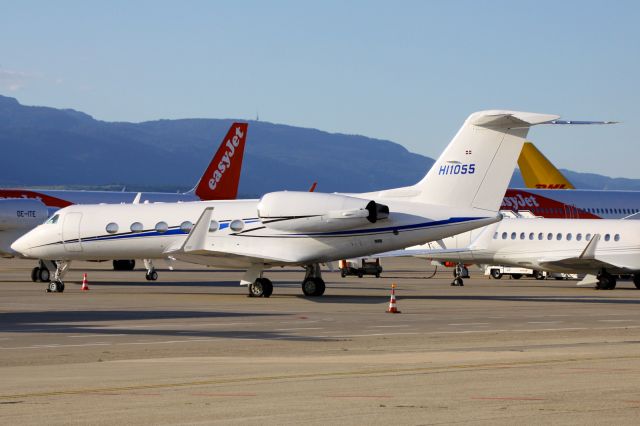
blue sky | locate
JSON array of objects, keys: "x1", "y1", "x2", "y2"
[{"x1": 1, "y1": 0, "x2": 639, "y2": 177}]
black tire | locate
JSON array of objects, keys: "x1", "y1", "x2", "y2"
[
  {"x1": 113, "y1": 259, "x2": 136, "y2": 271},
  {"x1": 261, "y1": 278, "x2": 273, "y2": 298},
  {"x1": 633, "y1": 274, "x2": 640, "y2": 289},
  {"x1": 58, "y1": 281, "x2": 65, "y2": 292},
  {"x1": 357, "y1": 273, "x2": 363, "y2": 278},
  {"x1": 48, "y1": 281, "x2": 58, "y2": 292},
  {"x1": 340, "y1": 271, "x2": 346, "y2": 278},
  {"x1": 608, "y1": 277, "x2": 617, "y2": 290},
  {"x1": 490, "y1": 269, "x2": 502, "y2": 279},
  {"x1": 375, "y1": 273, "x2": 380, "y2": 278},
  {"x1": 148, "y1": 270, "x2": 158, "y2": 281},
  {"x1": 511, "y1": 274, "x2": 522, "y2": 280},
  {"x1": 302, "y1": 278, "x2": 324, "y2": 297},
  {"x1": 454, "y1": 277, "x2": 463, "y2": 286},
  {"x1": 31, "y1": 267, "x2": 40, "y2": 282},
  {"x1": 39, "y1": 268, "x2": 50, "y2": 282},
  {"x1": 533, "y1": 270, "x2": 545, "y2": 280},
  {"x1": 313, "y1": 278, "x2": 325, "y2": 296}
]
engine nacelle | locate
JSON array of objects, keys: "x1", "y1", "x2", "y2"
[
  {"x1": 0, "y1": 198, "x2": 49, "y2": 231},
  {"x1": 257, "y1": 191, "x2": 389, "y2": 233}
]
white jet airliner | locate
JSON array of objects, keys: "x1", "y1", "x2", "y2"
[
  {"x1": 385, "y1": 217, "x2": 640, "y2": 290},
  {"x1": 12, "y1": 110, "x2": 563, "y2": 296}
]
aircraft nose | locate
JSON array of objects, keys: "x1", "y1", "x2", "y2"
[{"x1": 11, "y1": 233, "x2": 34, "y2": 257}]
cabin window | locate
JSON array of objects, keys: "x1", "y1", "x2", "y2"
[
  {"x1": 576, "y1": 233, "x2": 582, "y2": 241},
  {"x1": 520, "y1": 232, "x2": 525, "y2": 240},
  {"x1": 493, "y1": 232, "x2": 498, "y2": 239},
  {"x1": 180, "y1": 221, "x2": 193, "y2": 233},
  {"x1": 502, "y1": 232, "x2": 507, "y2": 240},
  {"x1": 155, "y1": 221, "x2": 169, "y2": 234},
  {"x1": 547, "y1": 233, "x2": 553, "y2": 240},
  {"x1": 556, "y1": 233, "x2": 562, "y2": 241},
  {"x1": 529, "y1": 232, "x2": 534, "y2": 240},
  {"x1": 130, "y1": 222, "x2": 143, "y2": 233},
  {"x1": 567, "y1": 233, "x2": 572, "y2": 241},
  {"x1": 510, "y1": 232, "x2": 516, "y2": 240},
  {"x1": 209, "y1": 220, "x2": 219, "y2": 232},
  {"x1": 604, "y1": 234, "x2": 610, "y2": 242},
  {"x1": 538, "y1": 232, "x2": 543, "y2": 240},
  {"x1": 105, "y1": 222, "x2": 118, "y2": 234},
  {"x1": 586, "y1": 233, "x2": 592, "y2": 241},
  {"x1": 230, "y1": 219, "x2": 245, "y2": 232},
  {"x1": 614, "y1": 234, "x2": 620, "y2": 241},
  {"x1": 46, "y1": 214, "x2": 59, "y2": 225}
]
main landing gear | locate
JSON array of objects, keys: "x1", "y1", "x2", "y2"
[
  {"x1": 43, "y1": 260, "x2": 71, "y2": 293},
  {"x1": 596, "y1": 269, "x2": 617, "y2": 290},
  {"x1": 113, "y1": 259, "x2": 136, "y2": 271},
  {"x1": 451, "y1": 263, "x2": 468, "y2": 286},
  {"x1": 301, "y1": 264, "x2": 325, "y2": 296},
  {"x1": 243, "y1": 264, "x2": 326, "y2": 298},
  {"x1": 143, "y1": 259, "x2": 158, "y2": 281}
]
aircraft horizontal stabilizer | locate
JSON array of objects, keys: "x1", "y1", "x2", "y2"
[{"x1": 470, "y1": 111, "x2": 560, "y2": 128}]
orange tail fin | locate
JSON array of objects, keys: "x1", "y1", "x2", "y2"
[{"x1": 194, "y1": 123, "x2": 248, "y2": 200}]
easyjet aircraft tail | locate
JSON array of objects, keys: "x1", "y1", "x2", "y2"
[
  {"x1": 517, "y1": 142, "x2": 575, "y2": 189},
  {"x1": 192, "y1": 122, "x2": 248, "y2": 200}
]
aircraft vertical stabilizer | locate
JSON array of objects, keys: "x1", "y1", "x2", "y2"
[
  {"x1": 411, "y1": 110, "x2": 559, "y2": 212},
  {"x1": 518, "y1": 142, "x2": 575, "y2": 189}
]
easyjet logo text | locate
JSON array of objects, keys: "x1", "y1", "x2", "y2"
[
  {"x1": 208, "y1": 126, "x2": 244, "y2": 191},
  {"x1": 501, "y1": 194, "x2": 540, "y2": 209}
]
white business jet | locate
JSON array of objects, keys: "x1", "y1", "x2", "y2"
[
  {"x1": 386, "y1": 216, "x2": 640, "y2": 290},
  {"x1": 12, "y1": 110, "x2": 558, "y2": 296}
]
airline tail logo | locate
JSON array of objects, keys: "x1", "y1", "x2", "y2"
[
  {"x1": 195, "y1": 123, "x2": 248, "y2": 200},
  {"x1": 208, "y1": 126, "x2": 244, "y2": 191}
]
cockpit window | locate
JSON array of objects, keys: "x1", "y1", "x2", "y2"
[{"x1": 45, "y1": 214, "x2": 59, "y2": 225}]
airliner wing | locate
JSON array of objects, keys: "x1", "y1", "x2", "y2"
[{"x1": 537, "y1": 234, "x2": 637, "y2": 272}]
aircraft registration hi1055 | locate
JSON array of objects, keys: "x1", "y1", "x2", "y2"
[{"x1": 13, "y1": 110, "x2": 581, "y2": 297}]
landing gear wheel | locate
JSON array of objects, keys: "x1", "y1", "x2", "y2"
[
  {"x1": 31, "y1": 267, "x2": 39, "y2": 282},
  {"x1": 113, "y1": 259, "x2": 136, "y2": 271},
  {"x1": 145, "y1": 270, "x2": 158, "y2": 281},
  {"x1": 490, "y1": 269, "x2": 503, "y2": 280},
  {"x1": 511, "y1": 274, "x2": 522, "y2": 280},
  {"x1": 533, "y1": 270, "x2": 545, "y2": 280},
  {"x1": 340, "y1": 271, "x2": 346, "y2": 278},
  {"x1": 596, "y1": 275, "x2": 616, "y2": 290},
  {"x1": 249, "y1": 278, "x2": 272, "y2": 297},
  {"x1": 633, "y1": 274, "x2": 640, "y2": 289},
  {"x1": 38, "y1": 268, "x2": 50, "y2": 282},
  {"x1": 451, "y1": 277, "x2": 464, "y2": 286},
  {"x1": 302, "y1": 278, "x2": 325, "y2": 297},
  {"x1": 47, "y1": 280, "x2": 64, "y2": 293}
]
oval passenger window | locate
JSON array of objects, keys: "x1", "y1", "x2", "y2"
[{"x1": 106, "y1": 222, "x2": 119, "y2": 234}]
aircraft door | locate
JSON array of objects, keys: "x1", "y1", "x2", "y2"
[{"x1": 62, "y1": 212, "x2": 83, "y2": 252}]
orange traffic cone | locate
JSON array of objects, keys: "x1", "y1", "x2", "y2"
[
  {"x1": 81, "y1": 273, "x2": 90, "y2": 291},
  {"x1": 386, "y1": 283, "x2": 401, "y2": 314}
]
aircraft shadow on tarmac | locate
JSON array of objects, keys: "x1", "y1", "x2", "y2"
[{"x1": 0, "y1": 310, "x2": 329, "y2": 342}]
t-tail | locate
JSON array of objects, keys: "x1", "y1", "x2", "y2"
[
  {"x1": 401, "y1": 110, "x2": 560, "y2": 212},
  {"x1": 517, "y1": 141, "x2": 575, "y2": 189},
  {"x1": 192, "y1": 122, "x2": 248, "y2": 200}
]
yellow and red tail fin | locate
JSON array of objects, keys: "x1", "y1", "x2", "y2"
[
  {"x1": 517, "y1": 142, "x2": 574, "y2": 189},
  {"x1": 194, "y1": 123, "x2": 248, "y2": 200}
]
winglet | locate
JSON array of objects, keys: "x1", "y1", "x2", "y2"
[
  {"x1": 181, "y1": 207, "x2": 215, "y2": 253},
  {"x1": 578, "y1": 234, "x2": 600, "y2": 259},
  {"x1": 193, "y1": 123, "x2": 248, "y2": 200}
]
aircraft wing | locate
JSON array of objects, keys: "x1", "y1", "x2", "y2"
[
  {"x1": 165, "y1": 207, "x2": 297, "y2": 267},
  {"x1": 536, "y1": 234, "x2": 637, "y2": 273}
]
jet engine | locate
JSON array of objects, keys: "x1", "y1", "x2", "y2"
[
  {"x1": 257, "y1": 191, "x2": 389, "y2": 233},
  {"x1": 0, "y1": 198, "x2": 49, "y2": 231}
]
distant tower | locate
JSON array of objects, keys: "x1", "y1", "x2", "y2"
[{"x1": 256, "y1": 110, "x2": 259, "y2": 122}]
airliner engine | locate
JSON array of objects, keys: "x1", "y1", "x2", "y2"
[
  {"x1": 0, "y1": 198, "x2": 48, "y2": 231},
  {"x1": 257, "y1": 191, "x2": 389, "y2": 233}
]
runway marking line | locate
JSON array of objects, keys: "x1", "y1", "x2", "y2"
[
  {"x1": 471, "y1": 396, "x2": 546, "y2": 401},
  {"x1": 3, "y1": 354, "x2": 640, "y2": 401}
]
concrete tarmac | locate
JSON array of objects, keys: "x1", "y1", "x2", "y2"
[{"x1": 1, "y1": 258, "x2": 640, "y2": 425}]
